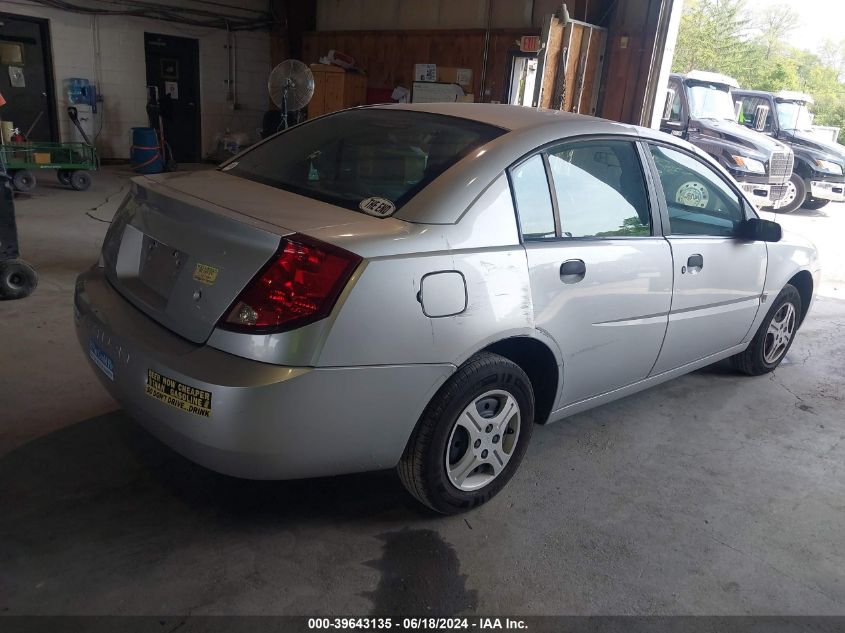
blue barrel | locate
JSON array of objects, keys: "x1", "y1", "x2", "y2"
[{"x1": 130, "y1": 127, "x2": 163, "y2": 174}]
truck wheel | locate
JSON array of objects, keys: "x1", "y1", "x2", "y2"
[
  {"x1": 57, "y1": 169, "x2": 73, "y2": 186},
  {"x1": 70, "y1": 171, "x2": 92, "y2": 191},
  {"x1": 11, "y1": 170, "x2": 36, "y2": 193},
  {"x1": 398, "y1": 352, "x2": 534, "y2": 514},
  {"x1": 802, "y1": 198, "x2": 829, "y2": 211},
  {"x1": 0, "y1": 259, "x2": 38, "y2": 300},
  {"x1": 777, "y1": 174, "x2": 806, "y2": 213}
]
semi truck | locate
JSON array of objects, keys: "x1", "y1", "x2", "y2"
[
  {"x1": 732, "y1": 89, "x2": 845, "y2": 213},
  {"x1": 660, "y1": 71, "x2": 793, "y2": 210}
]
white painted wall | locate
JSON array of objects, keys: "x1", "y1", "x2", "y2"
[{"x1": 0, "y1": 0, "x2": 271, "y2": 160}]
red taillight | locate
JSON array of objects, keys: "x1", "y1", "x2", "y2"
[{"x1": 220, "y1": 234, "x2": 361, "y2": 333}]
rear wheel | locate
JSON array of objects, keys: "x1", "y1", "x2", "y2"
[
  {"x1": 0, "y1": 259, "x2": 38, "y2": 300},
  {"x1": 398, "y1": 352, "x2": 534, "y2": 514},
  {"x1": 776, "y1": 173, "x2": 806, "y2": 213},
  {"x1": 731, "y1": 284, "x2": 801, "y2": 375},
  {"x1": 70, "y1": 170, "x2": 92, "y2": 191},
  {"x1": 802, "y1": 197, "x2": 829, "y2": 211},
  {"x1": 11, "y1": 170, "x2": 36, "y2": 193}
]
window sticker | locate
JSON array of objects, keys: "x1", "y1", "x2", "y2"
[{"x1": 358, "y1": 197, "x2": 396, "y2": 218}]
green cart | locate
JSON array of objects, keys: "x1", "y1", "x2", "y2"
[{"x1": 0, "y1": 141, "x2": 96, "y2": 192}]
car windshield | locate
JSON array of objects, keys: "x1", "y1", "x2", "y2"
[
  {"x1": 225, "y1": 109, "x2": 505, "y2": 213},
  {"x1": 687, "y1": 83, "x2": 736, "y2": 120},
  {"x1": 776, "y1": 101, "x2": 814, "y2": 131}
]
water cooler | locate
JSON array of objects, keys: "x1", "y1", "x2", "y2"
[{"x1": 63, "y1": 78, "x2": 97, "y2": 143}]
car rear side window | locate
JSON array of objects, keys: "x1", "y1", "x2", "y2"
[
  {"x1": 225, "y1": 109, "x2": 504, "y2": 214},
  {"x1": 510, "y1": 154, "x2": 556, "y2": 239},
  {"x1": 547, "y1": 140, "x2": 651, "y2": 238},
  {"x1": 650, "y1": 144, "x2": 744, "y2": 237}
]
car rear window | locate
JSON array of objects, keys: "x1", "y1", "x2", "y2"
[{"x1": 224, "y1": 109, "x2": 505, "y2": 215}]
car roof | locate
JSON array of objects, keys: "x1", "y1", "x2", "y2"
[
  {"x1": 372, "y1": 102, "x2": 620, "y2": 132},
  {"x1": 366, "y1": 103, "x2": 691, "y2": 224}
]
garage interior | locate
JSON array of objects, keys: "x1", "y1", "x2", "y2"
[{"x1": 2, "y1": 0, "x2": 845, "y2": 619}]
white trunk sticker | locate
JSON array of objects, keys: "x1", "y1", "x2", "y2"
[{"x1": 359, "y1": 197, "x2": 396, "y2": 218}]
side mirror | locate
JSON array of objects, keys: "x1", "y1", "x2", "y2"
[
  {"x1": 754, "y1": 104, "x2": 770, "y2": 132},
  {"x1": 736, "y1": 218, "x2": 781, "y2": 242}
]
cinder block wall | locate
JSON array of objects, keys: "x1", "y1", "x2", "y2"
[{"x1": 0, "y1": 1, "x2": 271, "y2": 160}]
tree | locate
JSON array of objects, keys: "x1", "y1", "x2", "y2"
[
  {"x1": 672, "y1": 0, "x2": 845, "y2": 145},
  {"x1": 755, "y1": 4, "x2": 800, "y2": 60}
]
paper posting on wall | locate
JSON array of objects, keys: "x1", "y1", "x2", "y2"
[
  {"x1": 8, "y1": 66, "x2": 25, "y2": 88},
  {"x1": 165, "y1": 81, "x2": 179, "y2": 100}
]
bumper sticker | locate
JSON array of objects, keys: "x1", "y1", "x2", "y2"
[
  {"x1": 145, "y1": 369, "x2": 212, "y2": 417},
  {"x1": 89, "y1": 340, "x2": 114, "y2": 381}
]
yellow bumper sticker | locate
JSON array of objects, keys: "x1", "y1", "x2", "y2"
[
  {"x1": 145, "y1": 369, "x2": 212, "y2": 417},
  {"x1": 192, "y1": 263, "x2": 219, "y2": 285}
]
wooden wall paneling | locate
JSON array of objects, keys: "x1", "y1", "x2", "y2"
[{"x1": 300, "y1": 28, "x2": 532, "y2": 103}]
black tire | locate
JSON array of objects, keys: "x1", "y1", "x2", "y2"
[
  {"x1": 730, "y1": 284, "x2": 802, "y2": 376},
  {"x1": 70, "y1": 170, "x2": 92, "y2": 191},
  {"x1": 398, "y1": 352, "x2": 535, "y2": 514},
  {"x1": 57, "y1": 169, "x2": 73, "y2": 186},
  {"x1": 0, "y1": 259, "x2": 38, "y2": 300},
  {"x1": 802, "y1": 197, "x2": 829, "y2": 211},
  {"x1": 11, "y1": 170, "x2": 36, "y2": 193},
  {"x1": 776, "y1": 173, "x2": 806, "y2": 214}
]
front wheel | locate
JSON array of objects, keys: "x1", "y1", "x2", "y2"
[
  {"x1": 57, "y1": 169, "x2": 73, "y2": 186},
  {"x1": 730, "y1": 284, "x2": 802, "y2": 375},
  {"x1": 11, "y1": 170, "x2": 36, "y2": 193},
  {"x1": 775, "y1": 174, "x2": 806, "y2": 214},
  {"x1": 398, "y1": 352, "x2": 534, "y2": 514}
]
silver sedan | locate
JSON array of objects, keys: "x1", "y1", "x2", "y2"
[{"x1": 74, "y1": 103, "x2": 819, "y2": 513}]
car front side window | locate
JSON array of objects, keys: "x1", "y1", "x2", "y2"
[
  {"x1": 547, "y1": 140, "x2": 652, "y2": 238},
  {"x1": 649, "y1": 144, "x2": 744, "y2": 237}
]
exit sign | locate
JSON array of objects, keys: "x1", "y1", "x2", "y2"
[{"x1": 520, "y1": 35, "x2": 540, "y2": 53}]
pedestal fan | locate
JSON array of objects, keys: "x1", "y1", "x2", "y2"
[{"x1": 268, "y1": 60, "x2": 315, "y2": 131}]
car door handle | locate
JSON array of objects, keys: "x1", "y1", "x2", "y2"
[
  {"x1": 560, "y1": 259, "x2": 586, "y2": 283},
  {"x1": 684, "y1": 254, "x2": 704, "y2": 275}
]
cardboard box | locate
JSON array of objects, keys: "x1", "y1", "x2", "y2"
[
  {"x1": 438, "y1": 67, "x2": 472, "y2": 89},
  {"x1": 414, "y1": 63, "x2": 437, "y2": 82},
  {"x1": 34, "y1": 152, "x2": 51, "y2": 164},
  {"x1": 457, "y1": 94, "x2": 475, "y2": 103}
]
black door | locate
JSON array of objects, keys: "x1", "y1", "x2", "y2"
[
  {"x1": 144, "y1": 33, "x2": 201, "y2": 163},
  {"x1": 0, "y1": 13, "x2": 58, "y2": 142}
]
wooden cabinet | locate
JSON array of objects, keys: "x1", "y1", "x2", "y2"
[{"x1": 308, "y1": 64, "x2": 368, "y2": 118}]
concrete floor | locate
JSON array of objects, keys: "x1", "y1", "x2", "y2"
[{"x1": 1, "y1": 167, "x2": 845, "y2": 615}]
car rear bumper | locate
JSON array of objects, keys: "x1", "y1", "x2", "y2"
[
  {"x1": 73, "y1": 266, "x2": 453, "y2": 480},
  {"x1": 809, "y1": 180, "x2": 845, "y2": 202}
]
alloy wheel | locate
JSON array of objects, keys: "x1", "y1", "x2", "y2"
[
  {"x1": 764, "y1": 302, "x2": 797, "y2": 364},
  {"x1": 445, "y1": 389, "x2": 521, "y2": 492}
]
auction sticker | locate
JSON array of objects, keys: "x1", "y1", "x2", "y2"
[
  {"x1": 145, "y1": 369, "x2": 212, "y2": 418},
  {"x1": 358, "y1": 196, "x2": 396, "y2": 218},
  {"x1": 192, "y1": 262, "x2": 219, "y2": 285}
]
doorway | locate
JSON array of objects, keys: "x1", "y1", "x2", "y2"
[
  {"x1": 0, "y1": 13, "x2": 58, "y2": 142},
  {"x1": 144, "y1": 33, "x2": 201, "y2": 163},
  {"x1": 506, "y1": 52, "x2": 539, "y2": 107}
]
